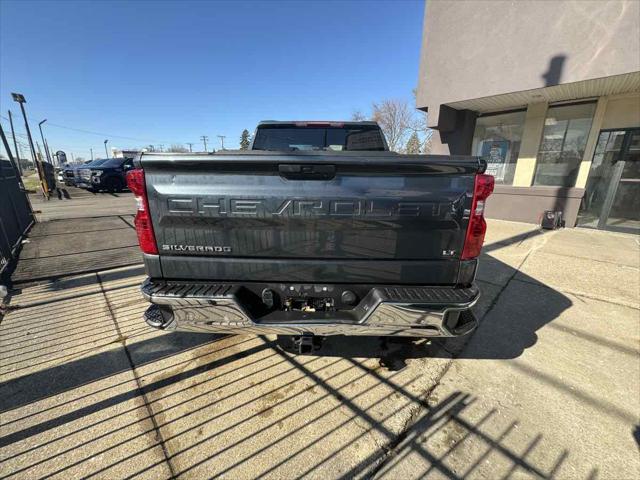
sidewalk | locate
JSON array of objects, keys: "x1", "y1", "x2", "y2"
[{"x1": 1, "y1": 217, "x2": 638, "y2": 479}]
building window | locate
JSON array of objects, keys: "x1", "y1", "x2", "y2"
[
  {"x1": 471, "y1": 110, "x2": 525, "y2": 185},
  {"x1": 533, "y1": 102, "x2": 596, "y2": 187}
]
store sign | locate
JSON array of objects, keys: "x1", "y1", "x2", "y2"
[
  {"x1": 481, "y1": 140, "x2": 509, "y2": 182},
  {"x1": 56, "y1": 150, "x2": 67, "y2": 164}
]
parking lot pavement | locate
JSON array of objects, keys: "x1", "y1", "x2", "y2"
[
  {"x1": 29, "y1": 186, "x2": 136, "y2": 221},
  {"x1": 1, "y1": 218, "x2": 638, "y2": 479},
  {"x1": 10, "y1": 217, "x2": 140, "y2": 283}
]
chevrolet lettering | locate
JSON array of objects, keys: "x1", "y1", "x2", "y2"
[{"x1": 166, "y1": 197, "x2": 451, "y2": 218}]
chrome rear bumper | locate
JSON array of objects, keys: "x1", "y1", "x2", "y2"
[{"x1": 140, "y1": 279, "x2": 480, "y2": 338}]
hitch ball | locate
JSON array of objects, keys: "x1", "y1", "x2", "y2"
[{"x1": 341, "y1": 290, "x2": 357, "y2": 305}]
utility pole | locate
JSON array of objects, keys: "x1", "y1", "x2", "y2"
[
  {"x1": 217, "y1": 135, "x2": 226, "y2": 150},
  {"x1": 90, "y1": 148, "x2": 94, "y2": 161},
  {"x1": 200, "y1": 135, "x2": 209, "y2": 152},
  {"x1": 159, "y1": 144, "x2": 164, "y2": 152},
  {"x1": 7, "y1": 110, "x2": 22, "y2": 175},
  {"x1": 36, "y1": 141, "x2": 44, "y2": 160},
  {"x1": 104, "y1": 139, "x2": 109, "y2": 158},
  {"x1": 0, "y1": 123, "x2": 23, "y2": 182},
  {"x1": 187, "y1": 142, "x2": 193, "y2": 152}
]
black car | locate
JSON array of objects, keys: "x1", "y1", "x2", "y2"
[{"x1": 76, "y1": 157, "x2": 134, "y2": 192}]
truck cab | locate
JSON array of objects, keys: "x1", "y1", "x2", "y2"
[{"x1": 251, "y1": 121, "x2": 388, "y2": 152}]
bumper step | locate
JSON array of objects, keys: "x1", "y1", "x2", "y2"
[{"x1": 140, "y1": 279, "x2": 479, "y2": 338}]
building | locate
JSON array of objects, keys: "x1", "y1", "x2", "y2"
[{"x1": 417, "y1": 0, "x2": 640, "y2": 233}]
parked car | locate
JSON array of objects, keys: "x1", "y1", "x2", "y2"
[
  {"x1": 76, "y1": 157, "x2": 134, "y2": 192},
  {"x1": 64, "y1": 160, "x2": 96, "y2": 186},
  {"x1": 127, "y1": 121, "x2": 494, "y2": 352}
]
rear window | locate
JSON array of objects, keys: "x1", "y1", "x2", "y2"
[
  {"x1": 252, "y1": 125, "x2": 386, "y2": 151},
  {"x1": 86, "y1": 159, "x2": 109, "y2": 167},
  {"x1": 100, "y1": 158, "x2": 125, "y2": 168}
]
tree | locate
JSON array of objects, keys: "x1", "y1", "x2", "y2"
[
  {"x1": 371, "y1": 99, "x2": 414, "y2": 152},
  {"x1": 353, "y1": 92, "x2": 435, "y2": 153},
  {"x1": 405, "y1": 131, "x2": 421, "y2": 154},
  {"x1": 411, "y1": 88, "x2": 434, "y2": 153},
  {"x1": 167, "y1": 144, "x2": 189, "y2": 153},
  {"x1": 351, "y1": 110, "x2": 367, "y2": 121},
  {"x1": 239, "y1": 129, "x2": 251, "y2": 150}
]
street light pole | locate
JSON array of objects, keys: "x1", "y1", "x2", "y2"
[
  {"x1": 38, "y1": 119, "x2": 52, "y2": 163},
  {"x1": 12, "y1": 92, "x2": 48, "y2": 198},
  {"x1": 11, "y1": 94, "x2": 37, "y2": 167},
  {"x1": 7, "y1": 110, "x2": 22, "y2": 175},
  {"x1": 104, "y1": 139, "x2": 109, "y2": 159}
]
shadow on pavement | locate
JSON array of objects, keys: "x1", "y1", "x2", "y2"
[
  {"x1": 279, "y1": 229, "x2": 573, "y2": 362},
  {"x1": 0, "y1": 226, "x2": 584, "y2": 477},
  {"x1": 0, "y1": 332, "x2": 224, "y2": 415}
]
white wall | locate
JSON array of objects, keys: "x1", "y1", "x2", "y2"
[
  {"x1": 417, "y1": 0, "x2": 640, "y2": 125},
  {"x1": 601, "y1": 95, "x2": 640, "y2": 129}
]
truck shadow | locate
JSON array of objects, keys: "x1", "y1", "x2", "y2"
[{"x1": 280, "y1": 229, "x2": 573, "y2": 363}]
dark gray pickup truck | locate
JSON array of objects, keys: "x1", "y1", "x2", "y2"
[{"x1": 127, "y1": 121, "x2": 493, "y2": 346}]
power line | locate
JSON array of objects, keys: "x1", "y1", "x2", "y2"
[{"x1": 0, "y1": 113, "x2": 187, "y2": 145}]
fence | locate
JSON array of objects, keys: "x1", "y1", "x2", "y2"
[{"x1": 0, "y1": 129, "x2": 35, "y2": 278}]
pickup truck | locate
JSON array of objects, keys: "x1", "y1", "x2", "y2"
[
  {"x1": 77, "y1": 157, "x2": 134, "y2": 192},
  {"x1": 127, "y1": 121, "x2": 493, "y2": 350}
]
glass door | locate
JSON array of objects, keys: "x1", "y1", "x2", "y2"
[
  {"x1": 603, "y1": 130, "x2": 640, "y2": 232},
  {"x1": 578, "y1": 129, "x2": 640, "y2": 234}
]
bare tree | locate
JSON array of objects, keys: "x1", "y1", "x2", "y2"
[
  {"x1": 411, "y1": 88, "x2": 434, "y2": 153},
  {"x1": 411, "y1": 110, "x2": 434, "y2": 153},
  {"x1": 353, "y1": 92, "x2": 434, "y2": 153},
  {"x1": 166, "y1": 144, "x2": 189, "y2": 153},
  {"x1": 351, "y1": 110, "x2": 367, "y2": 121},
  {"x1": 371, "y1": 100, "x2": 414, "y2": 152}
]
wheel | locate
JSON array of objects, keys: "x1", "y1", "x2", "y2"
[{"x1": 105, "y1": 177, "x2": 123, "y2": 193}]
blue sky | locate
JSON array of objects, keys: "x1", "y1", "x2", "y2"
[{"x1": 0, "y1": 0, "x2": 424, "y2": 158}]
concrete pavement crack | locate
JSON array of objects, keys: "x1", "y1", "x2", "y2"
[{"x1": 96, "y1": 271, "x2": 177, "y2": 479}]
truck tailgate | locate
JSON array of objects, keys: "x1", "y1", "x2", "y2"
[{"x1": 140, "y1": 152, "x2": 482, "y2": 285}]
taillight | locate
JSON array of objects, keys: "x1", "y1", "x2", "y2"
[
  {"x1": 126, "y1": 168, "x2": 158, "y2": 254},
  {"x1": 461, "y1": 174, "x2": 494, "y2": 260}
]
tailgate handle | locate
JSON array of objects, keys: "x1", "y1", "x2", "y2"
[{"x1": 279, "y1": 164, "x2": 336, "y2": 180}]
